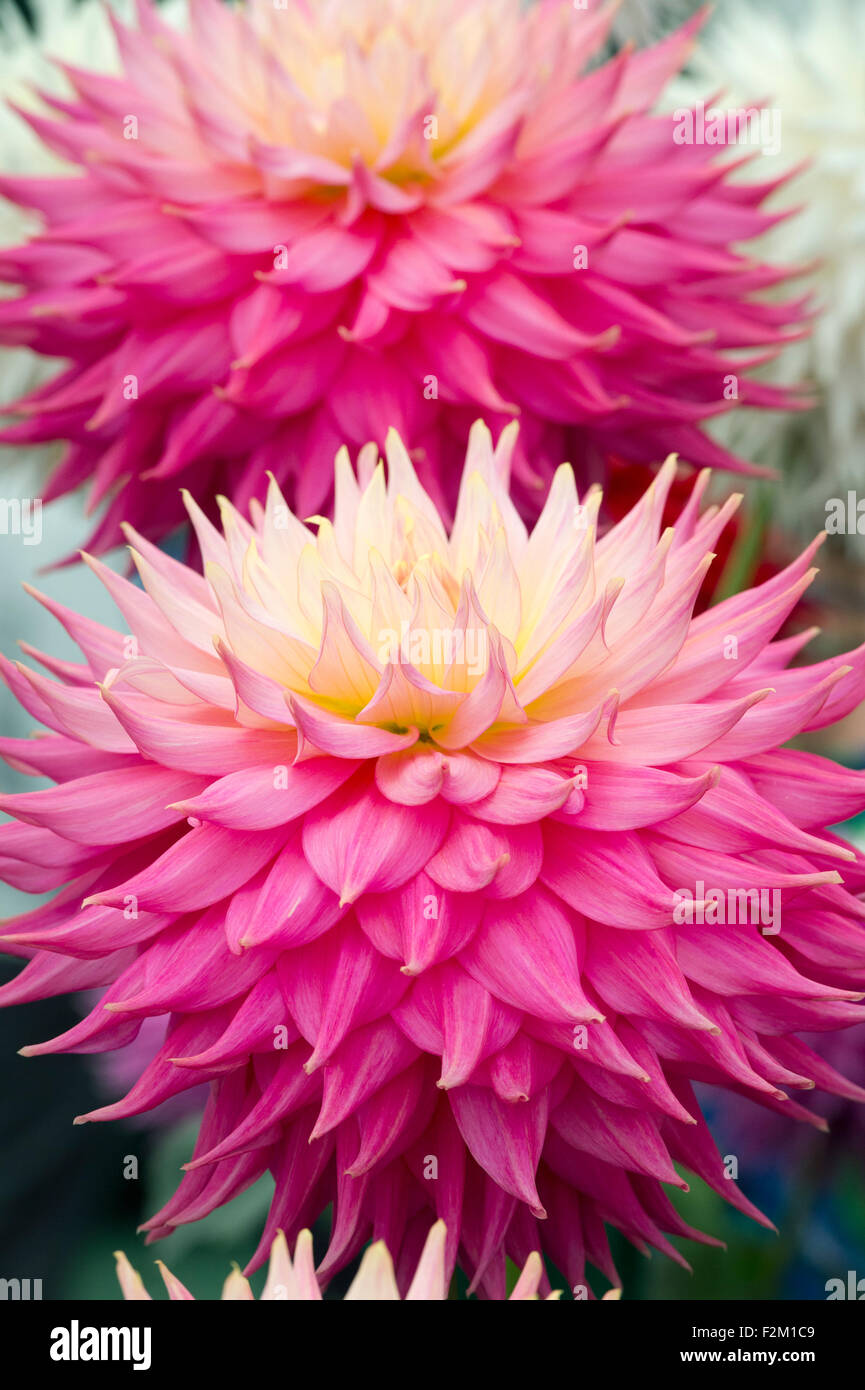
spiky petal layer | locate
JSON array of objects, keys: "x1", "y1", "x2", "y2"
[
  {"x1": 115, "y1": 1220, "x2": 572, "y2": 1300},
  {"x1": 0, "y1": 0, "x2": 808, "y2": 553},
  {"x1": 0, "y1": 0, "x2": 134, "y2": 414},
  {"x1": 2, "y1": 422, "x2": 865, "y2": 1297}
]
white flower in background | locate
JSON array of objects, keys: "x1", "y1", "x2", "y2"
[
  {"x1": 671, "y1": 0, "x2": 865, "y2": 541},
  {"x1": 608, "y1": 0, "x2": 702, "y2": 48}
]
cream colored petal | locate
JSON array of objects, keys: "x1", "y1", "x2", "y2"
[
  {"x1": 368, "y1": 547, "x2": 415, "y2": 647},
  {"x1": 508, "y1": 1250, "x2": 543, "y2": 1301},
  {"x1": 261, "y1": 1230, "x2": 298, "y2": 1302},
  {"x1": 405, "y1": 1219, "x2": 449, "y2": 1301},
  {"x1": 354, "y1": 462, "x2": 393, "y2": 572},
  {"x1": 332, "y1": 445, "x2": 363, "y2": 559},
  {"x1": 114, "y1": 1252, "x2": 152, "y2": 1302},
  {"x1": 206, "y1": 561, "x2": 316, "y2": 692},
  {"x1": 517, "y1": 477, "x2": 598, "y2": 665},
  {"x1": 594, "y1": 453, "x2": 679, "y2": 583},
  {"x1": 384, "y1": 427, "x2": 447, "y2": 542},
  {"x1": 217, "y1": 494, "x2": 258, "y2": 579},
  {"x1": 358, "y1": 658, "x2": 463, "y2": 733},
  {"x1": 311, "y1": 517, "x2": 368, "y2": 595},
  {"x1": 242, "y1": 540, "x2": 316, "y2": 642},
  {"x1": 449, "y1": 470, "x2": 500, "y2": 579},
  {"x1": 259, "y1": 474, "x2": 317, "y2": 605},
  {"x1": 221, "y1": 1266, "x2": 255, "y2": 1301},
  {"x1": 290, "y1": 1230, "x2": 324, "y2": 1301},
  {"x1": 345, "y1": 1241, "x2": 402, "y2": 1301},
  {"x1": 182, "y1": 488, "x2": 232, "y2": 572},
  {"x1": 474, "y1": 524, "x2": 522, "y2": 644},
  {"x1": 155, "y1": 1260, "x2": 196, "y2": 1301}
]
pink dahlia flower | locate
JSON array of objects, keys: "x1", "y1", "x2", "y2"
[
  {"x1": 0, "y1": 0, "x2": 808, "y2": 554},
  {"x1": 2, "y1": 422, "x2": 865, "y2": 1298},
  {"x1": 114, "y1": 1220, "x2": 576, "y2": 1300}
]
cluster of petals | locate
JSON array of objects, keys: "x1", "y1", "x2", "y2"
[
  {"x1": 0, "y1": 0, "x2": 809, "y2": 553},
  {"x1": 115, "y1": 1219, "x2": 573, "y2": 1301},
  {"x1": 2, "y1": 421, "x2": 865, "y2": 1297}
]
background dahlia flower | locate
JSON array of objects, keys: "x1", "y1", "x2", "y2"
[
  {"x1": 670, "y1": 0, "x2": 865, "y2": 542},
  {"x1": 0, "y1": 0, "x2": 809, "y2": 554},
  {"x1": 0, "y1": 0, "x2": 145, "y2": 417},
  {"x1": 604, "y1": 0, "x2": 702, "y2": 49},
  {"x1": 2, "y1": 422, "x2": 865, "y2": 1298},
  {"x1": 115, "y1": 1220, "x2": 576, "y2": 1300}
]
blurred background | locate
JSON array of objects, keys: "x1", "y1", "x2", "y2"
[{"x1": 0, "y1": 0, "x2": 863, "y2": 1299}]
